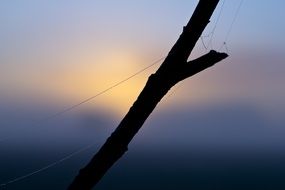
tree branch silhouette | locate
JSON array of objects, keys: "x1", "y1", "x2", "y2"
[{"x1": 68, "y1": 0, "x2": 227, "y2": 189}]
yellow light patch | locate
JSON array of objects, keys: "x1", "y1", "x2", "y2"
[{"x1": 53, "y1": 48, "x2": 154, "y2": 114}]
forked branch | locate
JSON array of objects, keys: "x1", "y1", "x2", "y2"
[{"x1": 68, "y1": 0, "x2": 227, "y2": 189}]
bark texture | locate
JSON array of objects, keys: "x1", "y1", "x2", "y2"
[{"x1": 68, "y1": 0, "x2": 227, "y2": 189}]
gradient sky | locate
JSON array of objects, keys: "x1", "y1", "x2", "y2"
[
  {"x1": 0, "y1": 0, "x2": 285, "y2": 149},
  {"x1": 1, "y1": 0, "x2": 285, "y2": 115},
  {"x1": 1, "y1": 1, "x2": 285, "y2": 189}
]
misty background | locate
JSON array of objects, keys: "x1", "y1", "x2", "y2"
[{"x1": 1, "y1": 0, "x2": 285, "y2": 189}]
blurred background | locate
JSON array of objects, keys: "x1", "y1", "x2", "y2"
[{"x1": 0, "y1": 0, "x2": 285, "y2": 189}]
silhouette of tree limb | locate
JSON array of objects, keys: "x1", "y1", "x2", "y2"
[{"x1": 68, "y1": 0, "x2": 227, "y2": 189}]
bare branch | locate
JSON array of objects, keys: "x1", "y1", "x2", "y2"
[{"x1": 68, "y1": 1, "x2": 227, "y2": 189}]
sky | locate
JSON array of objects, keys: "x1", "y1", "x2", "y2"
[
  {"x1": 0, "y1": 0, "x2": 285, "y2": 189},
  {"x1": 0, "y1": 0, "x2": 284, "y2": 114}
]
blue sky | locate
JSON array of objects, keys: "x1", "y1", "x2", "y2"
[
  {"x1": 1, "y1": 0, "x2": 285, "y2": 147},
  {"x1": 1, "y1": 1, "x2": 285, "y2": 113}
]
